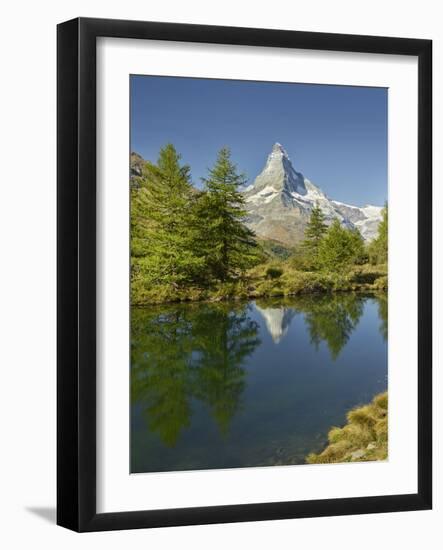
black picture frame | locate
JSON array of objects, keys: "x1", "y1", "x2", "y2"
[{"x1": 57, "y1": 17, "x2": 432, "y2": 532}]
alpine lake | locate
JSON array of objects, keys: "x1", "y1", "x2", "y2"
[{"x1": 131, "y1": 293, "x2": 387, "y2": 473}]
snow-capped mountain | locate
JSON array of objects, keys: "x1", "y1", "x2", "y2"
[{"x1": 243, "y1": 143, "x2": 383, "y2": 246}]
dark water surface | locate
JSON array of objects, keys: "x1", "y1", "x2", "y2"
[{"x1": 131, "y1": 293, "x2": 387, "y2": 473}]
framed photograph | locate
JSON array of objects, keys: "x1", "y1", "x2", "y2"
[{"x1": 57, "y1": 17, "x2": 432, "y2": 532}]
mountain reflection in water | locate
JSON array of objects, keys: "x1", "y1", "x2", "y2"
[{"x1": 255, "y1": 305, "x2": 297, "y2": 344}]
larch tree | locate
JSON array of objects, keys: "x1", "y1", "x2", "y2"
[
  {"x1": 368, "y1": 205, "x2": 388, "y2": 265},
  {"x1": 199, "y1": 147, "x2": 258, "y2": 282},
  {"x1": 131, "y1": 143, "x2": 205, "y2": 290},
  {"x1": 301, "y1": 203, "x2": 328, "y2": 267},
  {"x1": 317, "y1": 219, "x2": 363, "y2": 271}
]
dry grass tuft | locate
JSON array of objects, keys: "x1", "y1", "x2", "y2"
[{"x1": 306, "y1": 392, "x2": 388, "y2": 464}]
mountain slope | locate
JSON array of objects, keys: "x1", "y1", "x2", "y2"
[{"x1": 243, "y1": 143, "x2": 383, "y2": 246}]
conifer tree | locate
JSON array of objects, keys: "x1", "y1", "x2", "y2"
[
  {"x1": 348, "y1": 227, "x2": 367, "y2": 265},
  {"x1": 368, "y1": 205, "x2": 388, "y2": 265},
  {"x1": 301, "y1": 204, "x2": 327, "y2": 267},
  {"x1": 317, "y1": 219, "x2": 362, "y2": 271},
  {"x1": 131, "y1": 144, "x2": 204, "y2": 288},
  {"x1": 199, "y1": 147, "x2": 258, "y2": 282}
]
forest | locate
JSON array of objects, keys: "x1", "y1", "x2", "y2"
[{"x1": 131, "y1": 144, "x2": 388, "y2": 305}]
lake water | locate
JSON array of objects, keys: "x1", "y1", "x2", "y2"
[{"x1": 131, "y1": 293, "x2": 387, "y2": 473}]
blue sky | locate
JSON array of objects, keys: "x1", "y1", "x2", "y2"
[{"x1": 130, "y1": 75, "x2": 387, "y2": 206}]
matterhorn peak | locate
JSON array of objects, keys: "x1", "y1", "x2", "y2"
[
  {"x1": 272, "y1": 142, "x2": 287, "y2": 153},
  {"x1": 247, "y1": 142, "x2": 307, "y2": 197},
  {"x1": 270, "y1": 142, "x2": 290, "y2": 160},
  {"x1": 242, "y1": 143, "x2": 384, "y2": 246}
]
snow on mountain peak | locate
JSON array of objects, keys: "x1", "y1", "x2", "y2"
[
  {"x1": 246, "y1": 143, "x2": 307, "y2": 199},
  {"x1": 271, "y1": 142, "x2": 289, "y2": 156}
]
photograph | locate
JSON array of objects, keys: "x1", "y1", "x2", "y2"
[
  {"x1": 130, "y1": 75, "x2": 388, "y2": 473},
  {"x1": 129, "y1": 75, "x2": 388, "y2": 474}
]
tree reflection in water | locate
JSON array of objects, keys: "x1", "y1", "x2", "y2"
[
  {"x1": 376, "y1": 293, "x2": 388, "y2": 341},
  {"x1": 300, "y1": 293, "x2": 365, "y2": 360},
  {"x1": 131, "y1": 303, "x2": 260, "y2": 447},
  {"x1": 256, "y1": 293, "x2": 372, "y2": 360}
]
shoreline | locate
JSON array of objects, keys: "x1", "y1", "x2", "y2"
[
  {"x1": 131, "y1": 287, "x2": 387, "y2": 308},
  {"x1": 131, "y1": 283, "x2": 387, "y2": 308},
  {"x1": 131, "y1": 264, "x2": 387, "y2": 306},
  {"x1": 306, "y1": 392, "x2": 388, "y2": 464}
]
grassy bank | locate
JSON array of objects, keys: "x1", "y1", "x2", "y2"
[
  {"x1": 306, "y1": 392, "x2": 388, "y2": 464},
  {"x1": 131, "y1": 263, "x2": 387, "y2": 305}
]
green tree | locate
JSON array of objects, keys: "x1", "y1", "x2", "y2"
[
  {"x1": 301, "y1": 204, "x2": 328, "y2": 268},
  {"x1": 199, "y1": 148, "x2": 259, "y2": 282},
  {"x1": 131, "y1": 144, "x2": 205, "y2": 290},
  {"x1": 368, "y1": 205, "x2": 388, "y2": 265},
  {"x1": 317, "y1": 219, "x2": 363, "y2": 271},
  {"x1": 348, "y1": 227, "x2": 367, "y2": 265}
]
